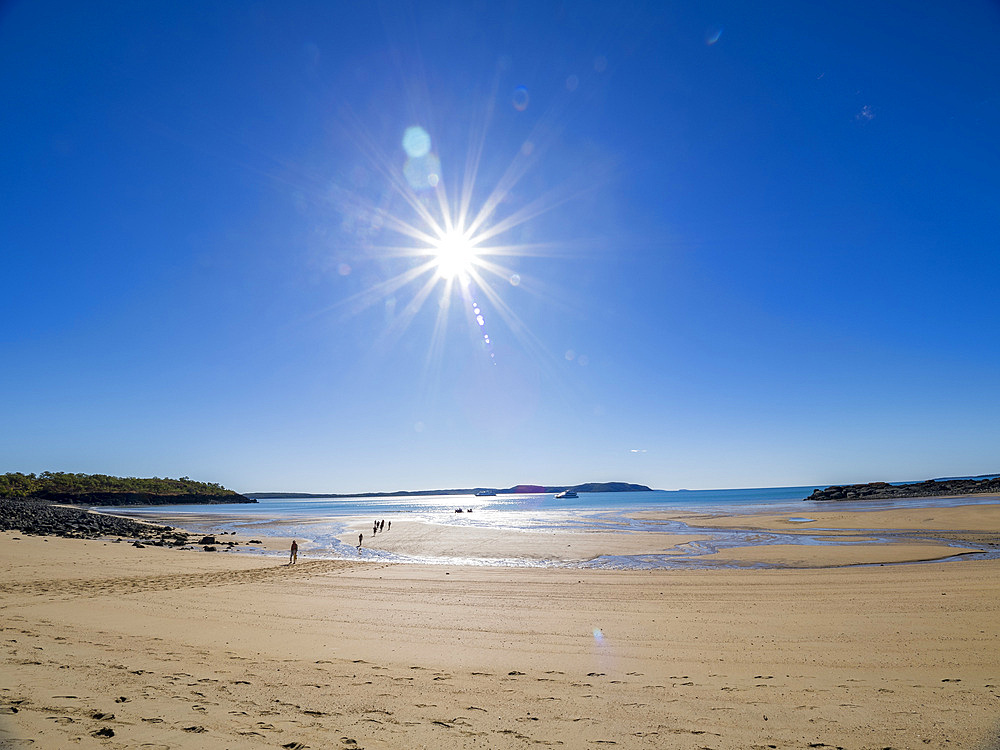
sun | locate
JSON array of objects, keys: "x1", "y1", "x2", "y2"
[
  {"x1": 431, "y1": 228, "x2": 478, "y2": 280},
  {"x1": 325, "y1": 116, "x2": 583, "y2": 367}
]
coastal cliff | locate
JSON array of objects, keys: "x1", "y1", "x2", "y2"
[{"x1": 807, "y1": 476, "x2": 1000, "y2": 502}]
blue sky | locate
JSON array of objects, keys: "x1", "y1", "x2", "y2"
[{"x1": 3, "y1": 1, "x2": 999, "y2": 493}]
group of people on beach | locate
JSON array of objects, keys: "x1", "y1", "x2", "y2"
[
  {"x1": 288, "y1": 518, "x2": 392, "y2": 563},
  {"x1": 358, "y1": 518, "x2": 390, "y2": 552}
]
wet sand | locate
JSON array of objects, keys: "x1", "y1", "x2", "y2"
[
  {"x1": 341, "y1": 518, "x2": 704, "y2": 563},
  {"x1": 2, "y1": 505, "x2": 1000, "y2": 749}
]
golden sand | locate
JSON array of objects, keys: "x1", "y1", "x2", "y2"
[{"x1": 2, "y1": 505, "x2": 999, "y2": 749}]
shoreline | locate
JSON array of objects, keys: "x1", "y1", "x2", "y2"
[
  {"x1": 88, "y1": 496, "x2": 1000, "y2": 571},
  {"x1": 2, "y1": 527, "x2": 999, "y2": 748}
]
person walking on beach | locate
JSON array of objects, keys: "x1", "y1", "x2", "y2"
[
  {"x1": 289, "y1": 540, "x2": 298, "y2": 565},
  {"x1": 387, "y1": 520, "x2": 391, "y2": 531},
  {"x1": 358, "y1": 532, "x2": 363, "y2": 549}
]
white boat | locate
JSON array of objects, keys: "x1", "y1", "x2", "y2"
[
  {"x1": 555, "y1": 490, "x2": 578, "y2": 499},
  {"x1": 475, "y1": 489, "x2": 497, "y2": 496}
]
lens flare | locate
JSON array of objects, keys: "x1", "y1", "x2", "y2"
[
  {"x1": 512, "y1": 85, "x2": 529, "y2": 111},
  {"x1": 402, "y1": 125, "x2": 432, "y2": 157},
  {"x1": 404, "y1": 152, "x2": 441, "y2": 190}
]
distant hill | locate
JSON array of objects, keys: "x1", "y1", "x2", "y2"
[
  {"x1": 248, "y1": 481, "x2": 652, "y2": 499},
  {"x1": 0, "y1": 472, "x2": 255, "y2": 505}
]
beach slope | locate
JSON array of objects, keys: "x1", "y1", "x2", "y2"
[{"x1": 2, "y1": 527, "x2": 999, "y2": 748}]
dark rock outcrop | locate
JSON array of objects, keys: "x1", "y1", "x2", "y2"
[
  {"x1": 0, "y1": 497, "x2": 186, "y2": 542},
  {"x1": 807, "y1": 476, "x2": 1000, "y2": 502}
]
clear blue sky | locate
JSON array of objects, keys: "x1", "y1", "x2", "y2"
[{"x1": 3, "y1": 1, "x2": 998, "y2": 493}]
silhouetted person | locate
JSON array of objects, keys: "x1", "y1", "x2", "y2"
[
  {"x1": 358, "y1": 532, "x2": 363, "y2": 549},
  {"x1": 379, "y1": 519, "x2": 385, "y2": 531},
  {"x1": 289, "y1": 540, "x2": 298, "y2": 565},
  {"x1": 387, "y1": 520, "x2": 391, "y2": 531}
]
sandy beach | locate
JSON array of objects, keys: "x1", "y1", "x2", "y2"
[{"x1": 2, "y1": 505, "x2": 1000, "y2": 749}]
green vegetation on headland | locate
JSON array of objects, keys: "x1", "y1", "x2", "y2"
[
  {"x1": 807, "y1": 475, "x2": 1000, "y2": 502},
  {"x1": 0, "y1": 472, "x2": 255, "y2": 505},
  {"x1": 247, "y1": 481, "x2": 651, "y2": 499}
]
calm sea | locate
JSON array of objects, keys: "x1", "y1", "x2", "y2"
[
  {"x1": 102, "y1": 486, "x2": 1000, "y2": 570},
  {"x1": 109, "y1": 485, "x2": 829, "y2": 524}
]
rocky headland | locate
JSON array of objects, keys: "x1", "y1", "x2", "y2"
[
  {"x1": 29, "y1": 491, "x2": 255, "y2": 506},
  {"x1": 807, "y1": 476, "x2": 1000, "y2": 502},
  {"x1": 0, "y1": 472, "x2": 255, "y2": 548},
  {"x1": 0, "y1": 471, "x2": 255, "y2": 506}
]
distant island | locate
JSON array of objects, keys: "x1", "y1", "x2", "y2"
[
  {"x1": 806, "y1": 475, "x2": 1000, "y2": 502},
  {"x1": 0, "y1": 472, "x2": 255, "y2": 505},
  {"x1": 248, "y1": 481, "x2": 651, "y2": 499}
]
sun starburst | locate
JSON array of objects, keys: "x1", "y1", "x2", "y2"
[{"x1": 320, "y1": 96, "x2": 597, "y2": 385}]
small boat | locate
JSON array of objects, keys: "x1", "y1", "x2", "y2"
[
  {"x1": 555, "y1": 490, "x2": 578, "y2": 499},
  {"x1": 475, "y1": 489, "x2": 497, "y2": 496}
]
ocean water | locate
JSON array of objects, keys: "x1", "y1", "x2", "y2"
[{"x1": 104, "y1": 487, "x2": 1000, "y2": 570}]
